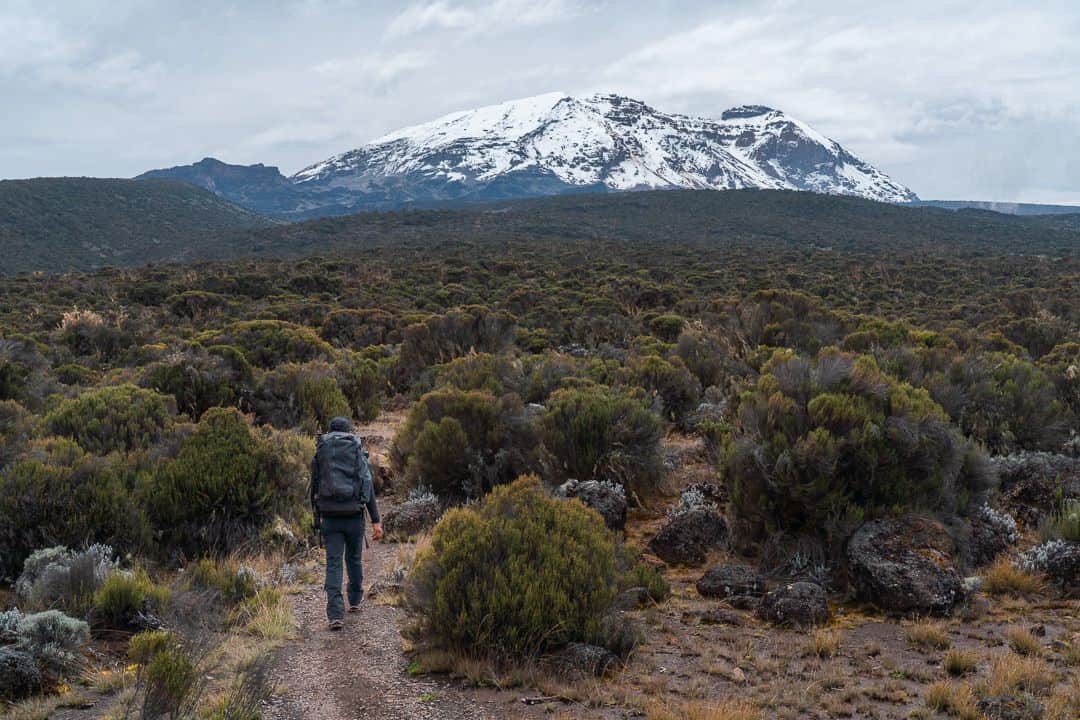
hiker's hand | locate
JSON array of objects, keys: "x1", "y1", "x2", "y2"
[{"x1": 371, "y1": 523, "x2": 383, "y2": 542}]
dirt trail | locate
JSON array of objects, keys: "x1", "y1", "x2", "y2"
[
  {"x1": 262, "y1": 413, "x2": 526, "y2": 720},
  {"x1": 261, "y1": 540, "x2": 509, "y2": 720}
]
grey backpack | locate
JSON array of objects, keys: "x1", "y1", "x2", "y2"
[{"x1": 315, "y1": 431, "x2": 368, "y2": 516}]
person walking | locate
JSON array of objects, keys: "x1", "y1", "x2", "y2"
[{"x1": 310, "y1": 416, "x2": 382, "y2": 630}]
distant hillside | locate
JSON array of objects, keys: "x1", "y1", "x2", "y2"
[
  {"x1": 914, "y1": 199, "x2": 1080, "y2": 216},
  {"x1": 3, "y1": 188, "x2": 1077, "y2": 275},
  {"x1": 205, "y1": 189, "x2": 1080, "y2": 264},
  {"x1": 0, "y1": 177, "x2": 273, "y2": 274}
]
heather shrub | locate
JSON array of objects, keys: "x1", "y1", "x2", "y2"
[
  {"x1": 320, "y1": 308, "x2": 395, "y2": 348},
  {"x1": 45, "y1": 384, "x2": 175, "y2": 454},
  {"x1": 539, "y1": 385, "x2": 662, "y2": 496},
  {"x1": 53, "y1": 362, "x2": 98, "y2": 386},
  {"x1": 734, "y1": 289, "x2": 848, "y2": 354},
  {"x1": 429, "y1": 352, "x2": 523, "y2": 396},
  {"x1": 167, "y1": 290, "x2": 231, "y2": 319},
  {"x1": 142, "y1": 346, "x2": 251, "y2": 419},
  {"x1": 624, "y1": 354, "x2": 701, "y2": 424},
  {"x1": 405, "y1": 476, "x2": 617, "y2": 658},
  {"x1": 393, "y1": 388, "x2": 536, "y2": 498},
  {"x1": 182, "y1": 557, "x2": 262, "y2": 605},
  {"x1": 199, "y1": 320, "x2": 332, "y2": 369},
  {"x1": 722, "y1": 348, "x2": 991, "y2": 548},
  {"x1": 397, "y1": 306, "x2": 516, "y2": 381},
  {"x1": 145, "y1": 408, "x2": 309, "y2": 556},
  {"x1": 0, "y1": 451, "x2": 151, "y2": 581},
  {"x1": 335, "y1": 351, "x2": 383, "y2": 422},
  {"x1": 252, "y1": 361, "x2": 350, "y2": 431},
  {"x1": 648, "y1": 314, "x2": 686, "y2": 343},
  {"x1": 56, "y1": 307, "x2": 133, "y2": 360}
]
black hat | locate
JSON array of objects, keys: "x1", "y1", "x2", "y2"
[{"x1": 328, "y1": 416, "x2": 353, "y2": 432}]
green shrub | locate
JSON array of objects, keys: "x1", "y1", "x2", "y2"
[
  {"x1": 1043, "y1": 500, "x2": 1080, "y2": 542},
  {"x1": 619, "y1": 561, "x2": 670, "y2": 603},
  {"x1": 335, "y1": 352, "x2": 383, "y2": 422},
  {"x1": 539, "y1": 385, "x2": 662, "y2": 496},
  {"x1": 429, "y1": 352, "x2": 522, "y2": 396},
  {"x1": 53, "y1": 362, "x2": 98, "y2": 386},
  {"x1": 722, "y1": 348, "x2": 992, "y2": 548},
  {"x1": 393, "y1": 389, "x2": 536, "y2": 498},
  {"x1": 145, "y1": 408, "x2": 308, "y2": 555},
  {"x1": 56, "y1": 307, "x2": 134, "y2": 360},
  {"x1": 199, "y1": 320, "x2": 332, "y2": 369},
  {"x1": 142, "y1": 644, "x2": 198, "y2": 717},
  {"x1": 45, "y1": 384, "x2": 175, "y2": 454},
  {"x1": 320, "y1": 308, "x2": 395, "y2": 348},
  {"x1": 93, "y1": 570, "x2": 170, "y2": 628},
  {"x1": 405, "y1": 476, "x2": 617, "y2": 658},
  {"x1": 649, "y1": 314, "x2": 686, "y2": 343},
  {"x1": 253, "y1": 361, "x2": 350, "y2": 432},
  {"x1": 624, "y1": 355, "x2": 701, "y2": 424},
  {"x1": 182, "y1": 557, "x2": 261, "y2": 604},
  {"x1": 142, "y1": 346, "x2": 250, "y2": 419},
  {"x1": 128, "y1": 629, "x2": 177, "y2": 663},
  {"x1": 0, "y1": 451, "x2": 151, "y2": 580},
  {"x1": 397, "y1": 306, "x2": 516, "y2": 382}
]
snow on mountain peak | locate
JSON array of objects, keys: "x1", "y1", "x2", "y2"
[{"x1": 290, "y1": 92, "x2": 917, "y2": 204}]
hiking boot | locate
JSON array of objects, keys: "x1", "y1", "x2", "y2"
[
  {"x1": 329, "y1": 619, "x2": 344, "y2": 631},
  {"x1": 347, "y1": 604, "x2": 361, "y2": 614}
]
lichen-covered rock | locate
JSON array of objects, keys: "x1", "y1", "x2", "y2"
[
  {"x1": 969, "y1": 505, "x2": 1019, "y2": 567},
  {"x1": 994, "y1": 452, "x2": 1080, "y2": 527},
  {"x1": 648, "y1": 507, "x2": 727, "y2": 566},
  {"x1": 1021, "y1": 540, "x2": 1080, "y2": 588},
  {"x1": 542, "y1": 642, "x2": 619, "y2": 679},
  {"x1": 382, "y1": 493, "x2": 441, "y2": 539},
  {"x1": 0, "y1": 647, "x2": 41, "y2": 701},
  {"x1": 976, "y1": 694, "x2": 1044, "y2": 720},
  {"x1": 847, "y1": 515, "x2": 965, "y2": 616},
  {"x1": 756, "y1": 581, "x2": 829, "y2": 628},
  {"x1": 696, "y1": 564, "x2": 764, "y2": 599},
  {"x1": 556, "y1": 479, "x2": 627, "y2": 531}
]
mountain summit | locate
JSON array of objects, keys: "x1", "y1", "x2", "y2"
[{"x1": 141, "y1": 93, "x2": 916, "y2": 219}]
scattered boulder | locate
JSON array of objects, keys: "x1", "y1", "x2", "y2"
[
  {"x1": 1020, "y1": 540, "x2": 1080, "y2": 588},
  {"x1": 976, "y1": 694, "x2": 1044, "y2": 720},
  {"x1": 994, "y1": 452, "x2": 1080, "y2": 528},
  {"x1": 542, "y1": 642, "x2": 618, "y2": 679},
  {"x1": 382, "y1": 493, "x2": 441, "y2": 539},
  {"x1": 847, "y1": 515, "x2": 966, "y2": 616},
  {"x1": 613, "y1": 586, "x2": 651, "y2": 611},
  {"x1": 756, "y1": 581, "x2": 829, "y2": 628},
  {"x1": 648, "y1": 507, "x2": 727, "y2": 566},
  {"x1": 556, "y1": 479, "x2": 627, "y2": 531},
  {"x1": 0, "y1": 647, "x2": 41, "y2": 701},
  {"x1": 696, "y1": 564, "x2": 764, "y2": 599},
  {"x1": 969, "y1": 505, "x2": 1019, "y2": 567}
]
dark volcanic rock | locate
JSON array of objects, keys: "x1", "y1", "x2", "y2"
[
  {"x1": 542, "y1": 642, "x2": 619, "y2": 679},
  {"x1": 969, "y1": 505, "x2": 1019, "y2": 567},
  {"x1": 756, "y1": 581, "x2": 829, "y2": 628},
  {"x1": 847, "y1": 515, "x2": 966, "y2": 615},
  {"x1": 696, "y1": 564, "x2": 764, "y2": 599},
  {"x1": 976, "y1": 694, "x2": 1044, "y2": 720},
  {"x1": 382, "y1": 495, "x2": 441, "y2": 539},
  {"x1": 648, "y1": 507, "x2": 727, "y2": 566},
  {"x1": 556, "y1": 479, "x2": 627, "y2": 531}
]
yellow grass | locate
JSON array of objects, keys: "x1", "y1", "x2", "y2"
[
  {"x1": 984, "y1": 654, "x2": 1054, "y2": 697},
  {"x1": 924, "y1": 681, "x2": 979, "y2": 720},
  {"x1": 906, "y1": 619, "x2": 951, "y2": 651},
  {"x1": 1006, "y1": 627, "x2": 1042, "y2": 657},
  {"x1": 802, "y1": 629, "x2": 842, "y2": 659},
  {"x1": 981, "y1": 559, "x2": 1045, "y2": 596},
  {"x1": 645, "y1": 698, "x2": 763, "y2": 720},
  {"x1": 943, "y1": 649, "x2": 979, "y2": 677}
]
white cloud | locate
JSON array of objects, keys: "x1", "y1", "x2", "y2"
[
  {"x1": 314, "y1": 50, "x2": 430, "y2": 91},
  {"x1": 388, "y1": 0, "x2": 580, "y2": 37}
]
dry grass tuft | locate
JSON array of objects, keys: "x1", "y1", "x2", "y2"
[
  {"x1": 943, "y1": 649, "x2": 979, "y2": 677},
  {"x1": 924, "y1": 681, "x2": 979, "y2": 719},
  {"x1": 645, "y1": 698, "x2": 762, "y2": 720},
  {"x1": 906, "y1": 619, "x2": 951, "y2": 651},
  {"x1": 981, "y1": 559, "x2": 1045, "y2": 596},
  {"x1": 1005, "y1": 626, "x2": 1042, "y2": 657},
  {"x1": 802, "y1": 629, "x2": 842, "y2": 659},
  {"x1": 984, "y1": 654, "x2": 1054, "y2": 697}
]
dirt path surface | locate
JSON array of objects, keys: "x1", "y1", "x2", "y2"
[{"x1": 261, "y1": 541, "x2": 515, "y2": 720}]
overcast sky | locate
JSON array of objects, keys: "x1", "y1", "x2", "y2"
[{"x1": 3, "y1": 0, "x2": 1078, "y2": 203}]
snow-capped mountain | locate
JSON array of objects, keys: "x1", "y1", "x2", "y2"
[{"x1": 140, "y1": 93, "x2": 916, "y2": 219}]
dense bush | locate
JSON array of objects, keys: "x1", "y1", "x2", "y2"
[
  {"x1": 45, "y1": 384, "x2": 175, "y2": 454},
  {"x1": 145, "y1": 408, "x2": 309, "y2": 556},
  {"x1": 406, "y1": 476, "x2": 617, "y2": 658},
  {"x1": 15, "y1": 609, "x2": 90, "y2": 672},
  {"x1": 393, "y1": 388, "x2": 536, "y2": 498},
  {"x1": 0, "y1": 448, "x2": 151, "y2": 580},
  {"x1": 320, "y1": 308, "x2": 396, "y2": 348},
  {"x1": 15, "y1": 544, "x2": 116, "y2": 614},
  {"x1": 142, "y1": 346, "x2": 252, "y2": 419},
  {"x1": 335, "y1": 351, "x2": 383, "y2": 422},
  {"x1": 92, "y1": 569, "x2": 171, "y2": 629},
  {"x1": 722, "y1": 348, "x2": 992, "y2": 548},
  {"x1": 397, "y1": 306, "x2": 516, "y2": 381},
  {"x1": 199, "y1": 320, "x2": 332, "y2": 368},
  {"x1": 623, "y1": 355, "x2": 701, "y2": 424},
  {"x1": 252, "y1": 361, "x2": 350, "y2": 431},
  {"x1": 539, "y1": 385, "x2": 662, "y2": 496}
]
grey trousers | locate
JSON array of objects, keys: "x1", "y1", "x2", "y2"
[{"x1": 321, "y1": 514, "x2": 365, "y2": 621}]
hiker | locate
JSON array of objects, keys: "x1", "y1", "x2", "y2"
[{"x1": 310, "y1": 416, "x2": 382, "y2": 630}]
